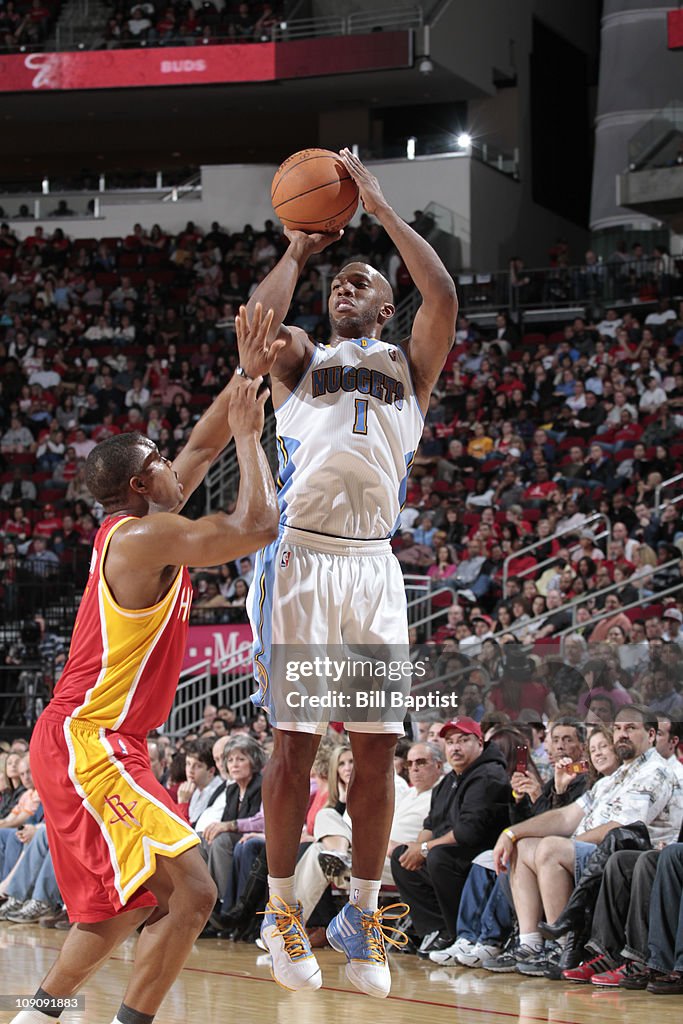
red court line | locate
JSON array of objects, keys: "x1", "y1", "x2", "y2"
[{"x1": 8, "y1": 937, "x2": 588, "y2": 1023}]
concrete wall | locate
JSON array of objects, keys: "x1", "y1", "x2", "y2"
[
  {"x1": 591, "y1": 1, "x2": 682, "y2": 229},
  {"x1": 469, "y1": 161, "x2": 590, "y2": 270},
  {"x1": 6, "y1": 151, "x2": 591, "y2": 269},
  {"x1": 6, "y1": 155, "x2": 474, "y2": 262}
]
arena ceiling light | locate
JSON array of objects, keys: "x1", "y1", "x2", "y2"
[{"x1": 456, "y1": 133, "x2": 472, "y2": 151}]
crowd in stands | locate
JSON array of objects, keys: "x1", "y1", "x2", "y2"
[
  {"x1": 103, "y1": 0, "x2": 281, "y2": 48},
  {"x1": 2, "y1": 702, "x2": 682, "y2": 997},
  {"x1": 0, "y1": 0, "x2": 61, "y2": 51},
  {"x1": 1, "y1": 209, "x2": 683, "y2": 995}
]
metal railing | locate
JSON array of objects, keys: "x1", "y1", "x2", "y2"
[
  {"x1": 502, "y1": 513, "x2": 611, "y2": 593},
  {"x1": 552, "y1": 572, "x2": 683, "y2": 641},
  {"x1": 627, "y1": 100, "x2": 683, "y2": 172},
  {"x1": 160, "y1": 172, "x2": 202, "y2": 204},
  {"x1": 164, "y1": 658, "x2": 213, "y2": 736},
  {"x1": 655, "y1": 472, "x2": 683, "y2": 513},
  {"x1": 492, "y1": 555, "x2": 682, "y2": 642},
  {"x1": 165, "y1": 634, "x2": 254, "y2": 736},
  {"x1": 0, "y1": 660, "x2": 58, "y2": 729},
  {"x1": 50, "y1": 2, "x2": 423, "y2": 53},
  {"x1": 384, "y1": 289, "x2": 421, "y2": 341}
]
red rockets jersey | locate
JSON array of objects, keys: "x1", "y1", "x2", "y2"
[{"x1": 48, "y1": 515, "x2": 193, "y2": 734}]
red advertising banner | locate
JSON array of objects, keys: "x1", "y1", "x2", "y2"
[
  {"x1": 0, "y1": 43, "x2": 274, "y2": 92},
  {"x1": 668, "y1": 9, "x2": 683, "y2": 48},
  {"x1": 183, "y1": 622, "x2": 252, "y2": 673},
  {"x1": 0, "y1": 33, "x2": 410, "y2": 93}
]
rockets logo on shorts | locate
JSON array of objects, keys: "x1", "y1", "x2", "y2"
[
  {"x1": 104, "y1": 794, "x2": 142, "y2": 829},
  {"x1": 280, "y1": 550, "x2": 291, "y2": 569}
]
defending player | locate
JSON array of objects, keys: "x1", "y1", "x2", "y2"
[
  {"x1": 240, "y1": 150, "x2": 457, "y2": 997},
  {"x1": 18, "y1": 308, "x2": 279, "y2": 1024}
]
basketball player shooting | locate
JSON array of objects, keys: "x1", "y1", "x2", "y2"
[
  {"x1": 19, "y1": 308, "x2": 280, "y2": 1024},
  {"x1": 240, "y1": 149, "x2": 458, "y2": 997}
]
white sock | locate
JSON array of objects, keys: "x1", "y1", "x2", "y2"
[
  {"x1": 519, "y1": 931, "x2": 543, "y2": 951},
  {"x1": 267, "y1": 874, "x2": 296, "y2": 906},
  {"x1": 11, "y1": 1013, "x2": 60, "y2": 1024},
  {"x1": 349, "y1": 877, "x2": 381, "y2": 912}
]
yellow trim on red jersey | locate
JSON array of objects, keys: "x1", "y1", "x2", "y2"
[{"x1": 72, "y1": 516, "x2": 186, "y2": 731}]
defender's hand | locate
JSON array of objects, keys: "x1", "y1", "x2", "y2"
[
  {"x1": 228, "y1": 372, "x2": 268, "y2": 439},
  {"x1": 235, "y1": 302, "x2": 282, "y2": 378},
  {"x1": 339, "y1": 148, "x2": 388, "y2": 216}
]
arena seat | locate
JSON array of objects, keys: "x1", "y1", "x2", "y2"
[{"x1": 522, "y1": 333, "x2": 547, "y2": 346}]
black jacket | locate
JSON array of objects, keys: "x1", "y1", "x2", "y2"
[
  {"x1": 220, "y1": 772, "x2": 263, "y2": 824},
  {"x1": 510, "y1": 772, "x2": 588, "y2": 825},
  {"x1": 424, "y1": 742, "x2": 511, "y2": 854}
]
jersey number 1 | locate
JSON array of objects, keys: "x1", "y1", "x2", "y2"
[{"x1": 353, "y1": 398, "x2": 368, "y2": 435}]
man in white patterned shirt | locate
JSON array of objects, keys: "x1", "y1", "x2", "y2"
[{"x1": 489, "y1": 705, "x2": 682, "y2": 971}]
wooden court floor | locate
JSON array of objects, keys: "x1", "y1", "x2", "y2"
[{"x1": 1, "y1": 925, "x2": 681, "y2": 1024}]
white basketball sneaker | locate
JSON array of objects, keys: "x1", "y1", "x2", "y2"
[
  {"x1": 260, "y1": 896, "x2": 322, "y2": 992},
  {"x1": 326, "y1": 901, "x2": 409, "y2": 998}
]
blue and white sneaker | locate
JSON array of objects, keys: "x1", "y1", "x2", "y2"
[
  {"x1": 326, "y1": 901, "x2": 409, "y2": 998},
  {"x1": 260, "y1": 896, "x2": 322, "y2": 992}
]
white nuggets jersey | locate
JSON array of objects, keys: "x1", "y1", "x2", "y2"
[{"x1": 275, "y1": 337, "x2": 423, "y2": 539}]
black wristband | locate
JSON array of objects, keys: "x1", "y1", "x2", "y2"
[{"x1": 235, "y1": 366, "x2": 255, "y2": 381}]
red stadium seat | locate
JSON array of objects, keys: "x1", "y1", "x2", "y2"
[
  {"x1": 6, "y1": 452, "x2": 36, "y2": 467},
  {"x1": 38, "y1": 488, "x2": 66, "y2": 504},
  {"x1": 141, "y1": 252, "x2": 165, "y2": 267},
  {"x1": 119, "y1": 252, "x2": 140, "y2": 269},
  {"x1": 558, "y1": 437, "x2": 587, "y2": 451},
  {"x1": 94, "y1": 272, "x2": 119, "y2": 287}
]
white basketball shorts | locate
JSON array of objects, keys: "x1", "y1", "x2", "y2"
[{"x1": 247, "y1": 525, "x2": 409, "y2": 735}]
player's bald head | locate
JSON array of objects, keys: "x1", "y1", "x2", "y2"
[{"x1": 341, "y1": 262, "x2": 394, "y2": 305}]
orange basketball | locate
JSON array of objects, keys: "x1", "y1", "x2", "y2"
[{"x1": 271, "y1": 148, "x2": 359, "y2": 233}]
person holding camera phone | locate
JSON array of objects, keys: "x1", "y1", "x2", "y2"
[
  {"x1": 488, "y1": 705, "x2": 680, "y2": 977},
  {"x1": 509, "y1": 718, "x2": 591, "y2": 822}
]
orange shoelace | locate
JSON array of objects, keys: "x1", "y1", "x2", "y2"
[
  {"x1": 261, "y1": 895, "x2": 310, "y2": 962},
  {"x1": 359, "y1": 902, "x2": 411, "y2": 963}
]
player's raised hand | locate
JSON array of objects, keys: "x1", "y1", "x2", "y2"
[
  {"x1": 339, "y1": 148, "x2": 388, "y2": 216},
  {"x1": 229, "y1": 369, "x2": 268, "y2": 439},
  {"x1": 235, "y1": 302, "x2": 283, "y2": 378},
  {"x1": 283, "y1": 226, "x2": 343, "y2": 254}
]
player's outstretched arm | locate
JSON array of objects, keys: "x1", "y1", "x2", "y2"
[
  {"x1": 339, "y1": 149, "x2": 458, "y2": 407},
  {"x1": 123, "y1": 377, "x2": 279, "y2": 569},
  {"x1": 245, "y1": 228, "x2": 340, "y2": 379},
  {"x1": 172, "y1": 304, "x2": 280, "y2": 503}
]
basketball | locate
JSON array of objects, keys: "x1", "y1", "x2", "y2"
[{"x1": 271, "y1": 148, "x2": 359, "y2": 234}]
